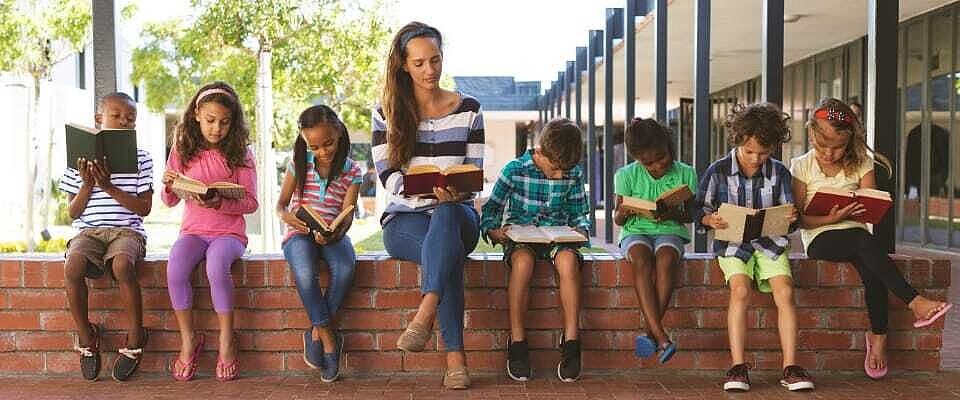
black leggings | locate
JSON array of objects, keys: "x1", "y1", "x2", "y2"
[{"x1": 807, "y1": 228, "x2": 919, "y2": 334}]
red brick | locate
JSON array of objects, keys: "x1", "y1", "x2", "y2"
[
  {"x1": 798, "y1": 330, "x2": 854, "y2": 350},
  {"x1": 796, "y1": 287, "x2": 858, "y2": 307},
  {"x1": 338, "y1": 310, "x2": 403, "y2": 330},
  {"x1": 464, "y1": 260, "x2": 483, "y2": 288},
  {"x1": 826, "y1": 310, "x2": 871, "y2": 329},
  {"x1": 342, "y1": 332, "x2": 376, "y2": 351},
  {"x1": 283, "y1": 352, "x2": 313, "y2": 372},
  {"x1": 818, "y1": 261, "x2": 856, "y2": 286},
  {"x1": 460, "y1": 350, "x2": 502, "y2": 370},
  {"x1": 249, "y1": 289, "x2": 301, "y2": 309},
  {"x1": 580, "y1": 330, "x2": 633, "y2": 350},
  {"x1": 264, "y1": 259, "x2": 290, "y2": 287},
  {"x1": 582, "y1": 350, "x2": 640, "y2": 369},
  {"x1": 7, "y1": 290, "x2": 66, "y2": 309},
  {"x1": 596, "y1": 262, "x2": 619, "y2": 287},
  {"x1": 527, "y1": 288, "x2": 559, "y2": 309},
  {"x1": 0, "y1": 333, "x2": 14, "y2": 351},
  {"x1": 44, "y1": 262, "x2": 64, "y2": 288},
  {"x1": 22, "y1": 262, "x2": 44, "y2": 288},
  {"x1": 231, "y1": 352, "x2": 285, "y2": 372},
  {"x1": 374, "y1": 290, "x2": 422, "y2": 308},
  {"x1": 43, "y1": 351, "x2": 78, "y2": 374},
  {"x1": 0, "y1": 260, "x2": 22, "y2": 287},
  {"x1": 464, "y1": 310, "x2": 509, "y2": 330},
  {"x1": 582, "y1": 310, "x2": 637, "y2": 330},
  {"x1": 464, "y1": 288, "x2": 507, "y2": 309},
  {"x1": 341, "y1": 288, "x2": 373, "y2": 309},
  {"x1": 701, "y1": 309, "x2": 731, "y2": 329},
  {"x1": 931, "y1": 260, "x2": 951, "y2": 288},
  {"x1": 233, "y1": 310, "x2": 284, "y2": 330},
  {"x1": 241, "y1": 260, "x2": 266, "y2": 287},
  {"x1": 916, "y1": 333, "x2": 943, "y2": 350},
  {"x1": 887, "y1": 350, "x2": 940, "y2": 370},
  {"x1": 14, "y1": 332, "x2": 74, "y2": 351},
  {"x1": 674, "y1": 330, "x2": 729, "y2": 350},
  {"x1": 583, "y1": 287, "x2": 614, "y2": 309},
  {"x1": 761, "y1": 308, "x2": 822, "y2": 329},
  {"x1": 396, "y1": 261, "x2": 419, "y2": 287},
  {"x1": 141, "y1": 288, "x2": 172, "y2": 310},
  {"x1": 356, "y1": 261, "x2": 397, "y2": 288},
  {"x1": 284, "y1": 310, "x2": 310, "y2": 329},
  {"x1": 662, "y1": 309, "x2": 698, "y2": 329},
  {"x1": 344, "y1": 351, "x2": 402, "y2": 371},
  {"x1": 401, "y1": 352, "x2": 444, "y2": 370},
  {"x1": 485, "y1": 262, "x2": 508, "y2": 288},
  {"x1": 673, "y1": 287, "x2": 728, "y2": 308},
  {"x1": 0, "y1": 311, "x2": 42, "y2": 330},
  {"x1": 0, "y1": 352, "x2": 43, "y2": 372},
  {"x1": 684, "y1": 259, "x2": 708, "y2": 286},
  {"x1": 252, "y1": 330, "x2": 300, "y2": 351},
  {"x1": 579, "y1": 261, "x2": 594, "y2": 286},
  {"x1": 793, "y1": 259, "x2": 818, "y2": 287},
  {"x1": 524, "y1": 309, "x2": 564, "y2": 330},
  {"x1": 462, "y1": 331, "x2": 499, "y2": 350},
  {"x1": 908, "y1": 260, "x2": 932, "y2": 288},
  {"x1": 695, "y1": 351, "x2": 732, "y2": 369}
]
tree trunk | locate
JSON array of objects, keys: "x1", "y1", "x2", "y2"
[
  {"x1": 40, "y1": 78, "x2": 55, "y2": 235},
  {"x1": 255, "y1": 47, "x2": 278, "y2": 251},
  {"x1": 24, "y1": 76, "x2": 41, "y2": 251}
]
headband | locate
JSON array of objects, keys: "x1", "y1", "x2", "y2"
[
  {"x1": 196, "y1": 88, "x2": 233, "y2": 104},
  {"x1": 813, "y1": 107, "x2": 854, "y2": 125}
]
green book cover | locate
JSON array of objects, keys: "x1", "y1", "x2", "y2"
[{"x1": 65, "y1": 124, "x2": 138, "y2": 174}]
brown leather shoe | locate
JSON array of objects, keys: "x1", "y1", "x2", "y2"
[
  {"x1": 443, "y1": 366, "x2": 470, "y2": 389},
  {"x1": 396, "y1": 322, "x2": 431, "y2": 352}
]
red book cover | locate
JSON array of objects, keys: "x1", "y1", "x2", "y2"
[
  {"x1": 402, "y1": 165, "x2": 483, "y2": 197},
  {"x1": 804, "y1": 188, "x2": 892, "y2": 224}
]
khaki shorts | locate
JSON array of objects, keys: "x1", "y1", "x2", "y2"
[
  {"x1": 66, "y1": 228, "x2": 146, "y2": 279},
  {"x1": 717, "y1": 251, "x2": 791, "y2": 293}
]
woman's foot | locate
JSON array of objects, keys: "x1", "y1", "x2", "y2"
[
  {"x1": 174, "y1": 334, "x2": 197, "y2": 377},
  {"x1": 865, "y1": 332, "x2": 887, "y2": 371},
  {"x1": 909, "y1": 297, "x2": 952, "y2": 327},
  {"x1": 216, "y1": 341, "x2": 239, "y2": 381}
]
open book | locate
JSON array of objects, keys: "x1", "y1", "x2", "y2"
[
  {"x1": 170, "y1": 174, "x2": 246, "y2": 200},
  {"x1": 505, "y1": 225, "x2": 588, "y2": 244},
  {"x1": 295, "y1": 204, "x2": 355, "y2": 236},
  {"x1": 804, "y1": 187, "x2": 892, "y2": 224},
  {"x1": 620, "y1": 185, "x2": 694, "y2": 220},
  {"x1": 65, "y1": 123, "x2": 139, "y2": 174},
  {"x1": 713, "y1": 203, "x2": 794, "y2": 243},
  {"x1": 402, "y1": 164, "x2": 483, "y2": 197}
]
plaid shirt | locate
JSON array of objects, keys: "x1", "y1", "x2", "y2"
[
  {"x1": 480, "y1": 149, "x2": 591, "y2": 243},
  {"x1": 693, "y1": 148, "x2": 795, "y2": 262}
]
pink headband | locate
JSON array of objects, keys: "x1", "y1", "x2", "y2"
[{"x1": 196, "y1": 88, "x2": 233, "y2": 104}]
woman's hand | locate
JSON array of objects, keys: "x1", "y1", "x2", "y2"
[
  {"x1": 434, "y1": 185, "x2": 468, "y2": 203},
  {"x1": 826, "y1": 202, "x2": 866, "y2": 224},
  {"x1": 279, "y1": 210, "x2": 309, "y2": 234},
  {"x1": 701, "y1": 212, "x2": 728, "y2": 230}
]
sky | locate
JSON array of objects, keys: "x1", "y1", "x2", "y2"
[{"x1": 130, "y1": 0, "x2": 631, "y2": 92}]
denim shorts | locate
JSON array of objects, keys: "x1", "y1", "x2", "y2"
[{"x1": 619, "y1": 234, "x2": 686, "y2": 260}]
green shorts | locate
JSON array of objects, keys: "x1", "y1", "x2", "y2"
[{"x1": 717, "y1": 252, "x2": 791, "y2": 293}]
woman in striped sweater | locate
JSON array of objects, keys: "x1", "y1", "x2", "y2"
[{"x1": 371, "y1": 21, "x2": 485, "y2": 390}]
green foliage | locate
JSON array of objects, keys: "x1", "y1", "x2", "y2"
[
  {"x1": 0, "y1": 0, "x2": 91, "y2": 78},
  {"x1": 0, "y1": 237, "x2": 67, "y2": 253},
  {"x1": 50, "y1": 179, "x2": 71, "y2": 226},
  {"x1": 130, "y1": 0, "x2": 391, "y2": 150}
]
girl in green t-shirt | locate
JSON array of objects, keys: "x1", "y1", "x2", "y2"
[{"x1": 614, "y1": 118, "x2": 698, "y2": 364}]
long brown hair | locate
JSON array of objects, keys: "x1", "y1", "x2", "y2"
[
  {"x1": 806, "y1": 98, "x2": 892, "y2": 176},
  {"x1": 381, "y1": 21, "x2": 443, "y2": 168},
  {"x1": 294, "y1": 105, "x2": 351, "y2": 197},
  {"x1": 174, "y1": 81, "x2": 251, "y2": 171}
]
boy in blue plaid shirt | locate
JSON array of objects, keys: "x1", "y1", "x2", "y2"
[
  {"x1": 694, "y1": 103, "x2": 813, "y2": 393},
  {"x1": 481, "y1": 118, "x2": 590, "y2": 383}
]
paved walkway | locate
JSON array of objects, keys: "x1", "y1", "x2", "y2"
[{"x1": 1, "y1": 371, "x2": 958, "y2": 399}]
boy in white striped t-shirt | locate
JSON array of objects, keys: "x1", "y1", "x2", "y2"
[{"x1": 58, "y1": 92, "x2": 153, "y2": 382}]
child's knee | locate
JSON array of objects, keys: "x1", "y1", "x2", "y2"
[
  {"x1": 64, "y1": 257, "x2": 89, "y2": 282},
  {"x1": 554, "y1": 251, "x2": 580, "y2": 281},
  {"x1": 111, "y1": 257, "x2": 138, "y2": 284},
  {"x1": 729, "y1": 280, "x2": 751, "y2": 303},
  {"x1": 771, "y1": 282, "x2": 794, "y2": 306}
]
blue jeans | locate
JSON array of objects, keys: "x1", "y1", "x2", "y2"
[
  {"x1": 382, "y1": 203, "x2": 480, "y2": 352},
  {"x1": 282, "y1": 234, "x2": 357, "y2": 327}
]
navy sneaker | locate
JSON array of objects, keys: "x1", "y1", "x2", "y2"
[
  {"x1": 320, "y1": 332, "x2": 343, "y2": 383},
  {"x1": 302, "y1": 328, "x2": 324, "y2": 370}
]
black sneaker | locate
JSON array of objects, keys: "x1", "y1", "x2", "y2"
[
  {"x1": 111, "y1": 327, "x2": 149, "y2": 382},
  {"x1": 506, "y1": 340, "x2": 531, "y2": 381},
  {"x1": 723, "y1": 363, "x2": 751, "y2": 392},
  {"x1": 780, "y1": 365, "x2": 815, "y2": 391},
  {"x1": 557, "y1": 339, "x2": 581, "y2": 382},
  {"x1": 76, "y1": 323, "x2": 102, "y2": 381}
]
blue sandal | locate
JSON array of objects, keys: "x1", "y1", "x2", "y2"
[
  {"x1": 658, "y1": 341, "x2": 677, "y2": 364},
  {"x1": 634, "y1": 335, "x2": 657, "y2": 358}
]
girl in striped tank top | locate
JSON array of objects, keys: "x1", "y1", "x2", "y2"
[{"x1": 278, "y1": 105, "x2": 361, "y2": 383}]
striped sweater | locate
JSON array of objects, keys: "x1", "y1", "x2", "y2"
[{"x1": 371, "y1": 93, "x2": 485, "y2": 221}]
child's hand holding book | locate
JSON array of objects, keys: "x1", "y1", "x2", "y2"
[
  {"x1": 280, "y1": 210, "x2": 310, "y2": 234},
  {"x1": 487, "y1": 227, "x2": 511, "y2": 245},
  {"x1": 824, "y1": 202, "x2": 866, "y2": 224}
]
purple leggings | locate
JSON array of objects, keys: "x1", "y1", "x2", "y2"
[{"x1": 167, "y1": 234, "x2": 245, "y2": 313}]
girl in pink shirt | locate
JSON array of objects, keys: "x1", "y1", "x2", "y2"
[{"x1": 160, "y1": 82, "x2": 258, "y2": 382}]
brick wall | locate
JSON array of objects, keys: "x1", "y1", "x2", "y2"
[{"x1": 0, "y1": 253, "x2": 950, "y2": 376}]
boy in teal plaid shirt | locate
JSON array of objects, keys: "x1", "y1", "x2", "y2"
[{"x1": 481, "y1": 118, "x2": 590, "y2": 383}]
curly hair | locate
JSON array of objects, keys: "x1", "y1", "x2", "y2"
[
  {"x1": 538, "y1": 118, "x2": 583, "y2": 171},
  {"x1": 624, "y1": 117, "x2": 675, "y2": 161},
  {"x1": 724, "y1": 102, "x2": 791, "y2": 149},
  {"x1": 174, "y1": 81, "x2": 251, "y2": 172},
  {"x1": 806, "y1": 97, "x2": 892, "y2": 176}
]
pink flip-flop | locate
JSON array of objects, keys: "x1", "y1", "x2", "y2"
[
  {"x1": 913, "y1": 303, "x2": 953, "y2": 328},
  {"x1": 864, "y1": 333, "x2": 887, "y2": 380},
  {"x1": 172, "y1": 333, "x2": 205, "y2": 382}
]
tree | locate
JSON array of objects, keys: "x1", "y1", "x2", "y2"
[
  {"x1": 0, "y1": 0, "x2": 91, "y2": 251},
  {"x1": 130, "y1": 0, "x2": 390, "y2": 251}
]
